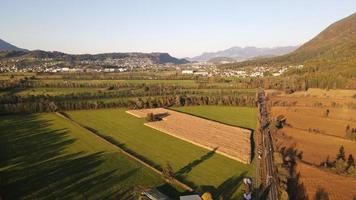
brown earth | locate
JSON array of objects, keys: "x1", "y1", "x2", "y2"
[
  {"x1": 271, "y1": 107, "x2": 356, "y2": 138},
  {"x1": 275, "y1": 127, "x2": 356, "y2": 165},
  {"x1": 270, "y1": 89, "x2": 356, "y2": 199},
  {"x1": 297, "y1": 162, "x2": 356, "y2": 200},
  {"x1": 127, "y1": 108, "x2": 251, "y2": 164}
]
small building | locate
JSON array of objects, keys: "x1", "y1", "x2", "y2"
[
  {"x1": 142, "y1": 188, "x2": 171, "y2": 200},
  {"x1": 180, "y1": 195, "x2": 202, "y2": 200},
  {"x1": 104, "y1": 68, "x2": 115, "y2": 72},
  {"x1": 182, "y1": 70, "x2": 195, "y2": 74},
  {"x1": 61, "y1": 67, "x2": 69, "y2": 72},
  {"x1": 193, "y1": 71, "x2": 209, "y2": 76}
]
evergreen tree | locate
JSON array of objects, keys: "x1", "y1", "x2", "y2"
[
  {"x1": 347, "y1": 154, "x2": 355, "y2": 168},
  {"x1": 336, "y1": 145, "x2": 346, "y2": 161}
]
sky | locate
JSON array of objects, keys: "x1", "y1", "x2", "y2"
[{"x1": 0, "y1": 0, "x2": 355, "y2": 58}]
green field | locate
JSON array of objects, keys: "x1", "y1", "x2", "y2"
[
  {"x1": 67, "y1": 106, "x2": 256, "y2": 199},
  {"x1": 173, "y1": 106, "x2": 257, "y2": 130},
  {"x1": 0, "y1": 87, "x2": 107, "y2": 97},
  {"x1": 0, "y1": 113, "x2": 177, "y2": 200},
  {"x1": 30, "y1": 79, "x2": 198, "y2": 86}
]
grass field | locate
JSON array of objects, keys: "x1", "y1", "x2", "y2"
[
  {"x1": 29, "y1": 79, "x2": 198, "y2": 86},
  {"x1": 0, "y1": 113, "x2": 177, "y2": 200},
  {"x1": 0, "y1": 87, "x2": 107, "y2": 97},
  {"x1": 67, "y1": 106, "x2": 257, "y2": 199},
  {"x1": 173, "y1": 106, "x2": 257, "y2": 130}
]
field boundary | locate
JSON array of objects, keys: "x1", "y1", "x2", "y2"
[
  {"x1": 126, "y1": 108, "x2": 252, "y2": 164},
  {"x1": 55, "y1": 112, "x2": 194, "y2": 192},
  {"x1": 143, "y1": 122, "x2": 250, "y2": 164},
  {"x1": 167, "y1": 107, "x2": 255, "y2": 131},
  {"x1": 167, "y1": 107, "x2": 256, "y2": 163},
  {"x1": 287, "y1": 126, "x2": 356, "y2": 141}
]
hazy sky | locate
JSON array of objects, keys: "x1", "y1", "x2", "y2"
[{"x1": 0, "y1": 0, "x2": 355, "y2": 57}]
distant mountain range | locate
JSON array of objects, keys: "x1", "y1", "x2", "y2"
[
  {"x1": 189, "y1": 46, "x2": 298, "y2": 62},
  {"x1": 225, "y1": 12, "x2": 356, "y2": 74},
  {"x1": 0, "y1": 41, "x2": 189, "y2": 65},
  {"x1": 0, "y1": 39, "x2": 28, "y2": 52}
]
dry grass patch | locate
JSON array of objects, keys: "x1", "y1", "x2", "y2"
[
  {"x1": 297, "y1": 162, "x2": 356, "y2": 200},
  {"x1": 276, "y1": 127, "x2": 356, "y2": 165},
  {"x1": 271, "y1": 107, "x2": 356, "y2": 138}
]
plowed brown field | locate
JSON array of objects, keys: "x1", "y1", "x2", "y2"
[
  {"x1": 127, "y1": 108, "x2": 251, "y2": 164},
  {"x1": 297, "y1": 162, "x2": 356, "y2": 200}
]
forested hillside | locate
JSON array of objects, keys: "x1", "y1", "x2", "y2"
[{"x1": 221, "y1": 13, "x2": 356, "y2": 89}]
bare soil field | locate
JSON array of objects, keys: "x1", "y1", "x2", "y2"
[
  {"x1": 271, "y1": 107, "x2": 356, "y2": 138},
  {"x1": 270, "y1": 89, "x2": 356, "y2": 199},
  {"x1": 127, "y1": 108, "x2": 251, "y2": 164},
  {"x1": 297, "y1": 162, "x2": 356, "y2": 200},
  {"x1": 288, "y1": 88, "x2": 356, "y2": 98},
  {"x1": 270, "y1": 96, "x2": 356, "y2": 108},
  {"x1": 275, "y1": 127, "x2": 356, "y2": 164}
]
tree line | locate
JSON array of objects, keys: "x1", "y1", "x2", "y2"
[{"x1": 0, "y1": 94, "x2": 256, "y2": 114}]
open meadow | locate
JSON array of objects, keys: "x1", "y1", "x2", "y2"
[
  {"x1": 173, "y1": 106, "x2": 257, "y2": 130},
  {"x1": 67, "y1": 106, "x2": 257, "y2": 199},
  {"x1": 0, "y1": 113, "x2": 175, "y2": 199}
]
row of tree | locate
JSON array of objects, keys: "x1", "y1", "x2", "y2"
[
  {"x1": 345, "y1": 125, "x2": 356, "y2": 141},
  {"x1": 321, "y1": 145, "x2": 355, "y2": 174},
  {"x1": 0, "y1": 86, "x2": 254, "y2": 104},
  {"x1": 0, "y1": 95, "x2": 256, "y2": 114}
]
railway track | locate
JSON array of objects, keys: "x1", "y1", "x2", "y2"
[{"x1": 257, "y1": 89, "x2": 279, "y2": 200}]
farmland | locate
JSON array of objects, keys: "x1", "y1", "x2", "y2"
[
  {"x1": 173, "y1": 106, "x2": 257, "y2": 130},
  {"x1": 0, "y1": 113, "x2": 173, "y2": 200},
  {"x1": 297, "y1": 162, "x2": 356, "y2": 199},
  {"x1": 270, "y1": 89, "x2": 356, "y2": 200},
  {"x1": 127, "y1": 108, "x2": 252, "y2": 164},
  {"x1": 67, "y1": 107, "x2": 256, "y2": 199}
]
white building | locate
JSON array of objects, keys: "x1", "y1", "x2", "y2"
[
  {"x1": 61, "y1": 67, "x2": 69, "y2": 72},
  {"x1": 182, "y1": 70, "x2": 195, "y2": 74},
  {"x1": 194, "y1": 71, "x2": 209, "y2": 76}
]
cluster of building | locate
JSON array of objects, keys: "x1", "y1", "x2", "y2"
[
  {"x1": 217, "y1": 65, "x2": 304, "y2": 78},
  {"x1": 80, "y1": 57, "x2": 156, "y2": 69},
  {"x1": 179, "y1": 64, "x2": 303, "y2": 78}
]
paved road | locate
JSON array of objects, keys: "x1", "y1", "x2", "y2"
[{"x1": 257, "y1": 89, "x2": 279, "y2": 200}]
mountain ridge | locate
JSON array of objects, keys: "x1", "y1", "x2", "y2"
[
  {"x1": 0, "y1": 39, "x2": 28, "y2": 52},
  {"x1": 189, "y1": 46, "x2": 298, "y2": 62},
  {"x1": 222, "y1": 12, "x2": 356, "y2": 74}
]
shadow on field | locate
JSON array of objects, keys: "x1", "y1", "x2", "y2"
[
  {"x1": 175, "y1": 147, "x2": 218, "y2": 179},
  {"x1": 81, "y1": 125, "x2": 161, "y2": 170},
  {"x1": 0, "y1": 115, "x2": 137, "y2": 199},
  {"x1": 199, "y1": 171, "x2": 248, "y2": 200}
]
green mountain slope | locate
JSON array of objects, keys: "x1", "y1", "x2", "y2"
[{"x1": 222, "y1": 13, "x2": 356, "y2": 75}]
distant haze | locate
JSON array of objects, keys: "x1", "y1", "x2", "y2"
[
  {"x1": 189, "y1": 46, "x2": 299, "y2": 62},
  {"x1": 0, "y1": 0, "x2": 355, "y2": 57}
]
